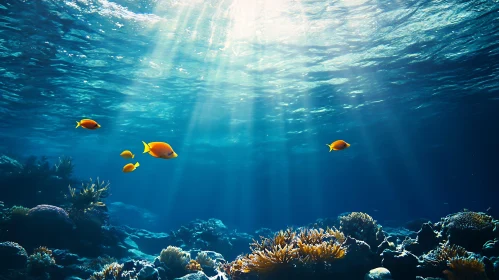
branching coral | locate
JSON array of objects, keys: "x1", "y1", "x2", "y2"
[
  {"x1": 54, "y1": 156, "x2": 74, "y2": 179},
  {"x1": 67, "y1": 177, "x2": 110, "y2": 212},
  {"x1": 297, "y1": 228, "x2": 326, "y2": 244},
  {"x1": 227, "y1": 227, "x2": 347, "y2": 278},
  {"x1": 443, "y1": 257, "x2": 489, "y2": 280},
  {"x1": 251, "y1": 228, "x2": 296, "y2": 251},
  {"x1": 326, "y1": 227, "x2": 346, "y2": 244},
  {"x1": 243, "y1": 244, "x2": 299, "y2": 273},
  {"x1": 297, "y1": 240, "x2": 345, "y2": 263}
]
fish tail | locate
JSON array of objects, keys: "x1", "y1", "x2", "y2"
[
  {"x1": 131, "y1": 154, "x2": 135, "y2": 159},
  {"x1": 142, "y1": 141, "x2": 150, "y2": 153},
  {"x1": 134, "y1": 162, "x2": 140, "y2": 168},
  {"x1": 326, "y1": 144, "x2": 332, "y2": 152},
  {"x1": 75, "y1": 121, "x2": 80, "y2": 128}
]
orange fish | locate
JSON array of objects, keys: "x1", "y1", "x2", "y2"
[
  {"x1": 120, "y1": 150, "x2": 134, "y2": 159},
  {"x1": 123, "y1": 162, "x2": 140, "y2": 173},
  {"x1": 76, "y1": 119, "x2": 101, "y2": 130},
  {"x1": 326, "y1": 140, "x2": 350, "y2": 152},
  {"x1": 142, "y1": 141, "x2": 178, "y2": 159}
]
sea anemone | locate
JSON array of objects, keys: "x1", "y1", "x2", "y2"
[
  {"x1": 159, "y1": 246, "x2": 191, "y2": 270},
  {"x1": 196, "y1": 251, "x2": 215, "y2": 268}
]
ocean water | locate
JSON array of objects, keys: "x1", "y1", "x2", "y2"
[{"x1": 1, "y1": 0, "x2": 498, "y2": 233}]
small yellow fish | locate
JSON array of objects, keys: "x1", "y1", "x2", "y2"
[
  {"x1": 142, "y1": 141, "x2": 178, "y2": 159},
  {"x1": 120, "y1": 150, "x2": 134, "y2": 159},
  {"x1": 123, "y1": 162, "x2": 140, "y2": 173},
  {"x1": 326, "y1": 140, "x2": 350, "y2": 152}
]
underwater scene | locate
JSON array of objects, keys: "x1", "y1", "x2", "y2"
[{"x1": 1, "y1": 0, "x2": 499, "y2": 279}]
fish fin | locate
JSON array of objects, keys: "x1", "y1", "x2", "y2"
[
  {"x1": 142, "y1": 141, "x2": 150, "y2": 153},
  {"x1": 75, "y1": 121, "x2": 80, "y2": 128},
  {"x1": 134, "y1": 162, "x2": 140, "y2": 168}
]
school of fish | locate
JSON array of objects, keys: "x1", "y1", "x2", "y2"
[
  {"x1": 76, "y1": 118, "x2": 178, "y2": 173},
  {"x1": 76, "y1": 118, "x2": 349, "y2": 174}
]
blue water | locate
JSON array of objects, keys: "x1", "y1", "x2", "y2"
[{"x1": 1, "y1": 0, "x2": 498, "y2": 232}]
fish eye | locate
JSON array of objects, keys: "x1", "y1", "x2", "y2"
[{"x1": 168, "y1": 151, "x2": 173, "y2": 156}]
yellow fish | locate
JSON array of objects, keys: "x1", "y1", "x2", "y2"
[
  {"x1": 120, "y1": 150, "x2": 134, "y2": 159},
  {"x1": 123, "y1": 162, "x2": 140, "y2": 173},
  {"x1": 142, "y1": 141, "x2": 178, "y2": 159},
  {"x1": 326, "y1": 140, "x2": 350, "y2": 152}
]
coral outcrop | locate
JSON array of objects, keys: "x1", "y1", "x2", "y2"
[{"x1": 0, "y1": 154, "x2": 498, "y2": 280}]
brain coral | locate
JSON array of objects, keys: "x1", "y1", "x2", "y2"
[{"x1": 27, "y1": 204, "x2": 74, "y2": 234}]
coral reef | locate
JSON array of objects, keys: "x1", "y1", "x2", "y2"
[
  {"x1": 418, "y1": 242, "x2": 470, "y2": 277},
  {"x1": 196, "y1": 251, "x2": 216, "y2": 268},
  {"x1": 340, "y1": 212, "x2": 384, "y2": 249},
  {"x1": 0, "y1": 155, "x2": 77, "y2": 207},
  {"x1": 225, "y1": 227, "x2": 346, "y2": 279},
  {"x1": 1, "y1": 154, "x2": 499, "y2": 280},
  {"x1": 441, "y1": 210, "x2": 495, "y2": 252},
  {"x1": 443, "y1": 257, "x2": 489, "y2": 280},
  {"x1": 159, "y1": 245, "x2": 191, "y2": 271},
  {"x1": 27, "y1": 246, "x2": 56, "y2": 277}
]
